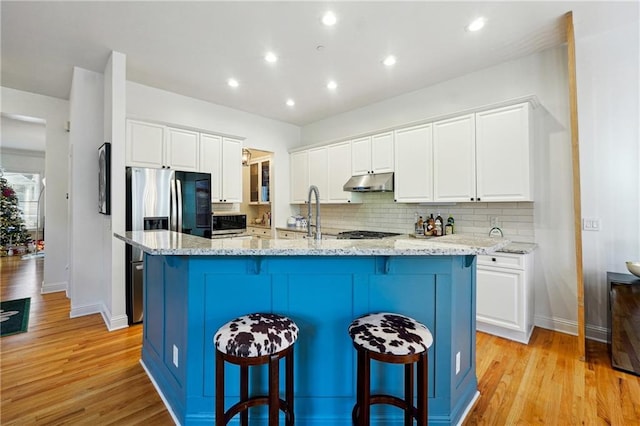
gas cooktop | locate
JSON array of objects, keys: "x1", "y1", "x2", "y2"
[{"x1": 337, "y1": 230, "x2": 402, "y2": 239}]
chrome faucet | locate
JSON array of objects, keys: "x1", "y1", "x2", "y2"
[{"x1": 307, "y1": 185, "x2": 321, "y2": 240}]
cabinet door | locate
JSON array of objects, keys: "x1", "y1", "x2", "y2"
[
  {"x1": 433, "y1": 114, "x2": 476, "y2": 202},
  {"x1": 476, "y1": 266, "x2": 523, "y2": 331},
  {"x1": 166, "y1": 127, "x2": 199, "y2": 172},
  {"x1": 327, "y1": 141, "x2": 358, "y2": 203},
  {"x1": 126, "y1": 120, "x2": 165, "y2": 168},
  {"x1": 308, "y1": 147, "x2": 328, "y2": 202},
  {"x1": 476, "y1": 103, "x2": 532, "y2": 201},
  {"x1": 221, "y1": 137, "x2": 242, "y2": 203},
  {"x1": 290, "y1": 151, "x2": 309, "y2": 203},
  {"x1": 371, "y1": 132, "x2": 394, "y2": 173},
  {"x1": 351, "y1": 136, "x2": 371, "y2": 176},
  {"x1": 199, "y1": 134, "x2": 222, "y2": 202},
  {"x1": 394, "y1": 124, "x2": 433, "y2": 202}
]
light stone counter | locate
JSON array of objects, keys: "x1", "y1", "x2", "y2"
[
  {"x1": 114, "y1": 230, "x2": 509, "y2": 256},
  {"x1": 498, "y1": 241, "x2": 537, "y2": 254}
]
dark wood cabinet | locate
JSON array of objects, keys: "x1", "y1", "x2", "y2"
[{"x1": 608, "y1": 272, "x2": 640, "y2": 375}]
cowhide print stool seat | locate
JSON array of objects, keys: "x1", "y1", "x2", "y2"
[
  {"x1": 348, "y1": 312, "x2": 433, "y2": 426},
  {"x1": 214, "y1": 313, "x2": 299, "y2": 426}
]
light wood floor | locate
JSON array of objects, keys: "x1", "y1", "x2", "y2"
[{"x1": 2, "y1": 257, "x2": 639, "y2": 425}]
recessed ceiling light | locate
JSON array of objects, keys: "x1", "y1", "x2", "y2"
[
  {"x1": 286, "y1": 99, "x2": 295, "y2": 107},
  {"x1": 327, "y1": 80, "x2": 337, "y2": 90},
  {"x1": 322, "y1": 11, "x2": 337, "y2": 26},
  {"x1": 265, "y1": 52, "x2": 278, "y2": 63},
  {"x1": 466, "y1": 17, "x2": 486, "y2": 32},
  {"x1": 227, "y1": 78, "x2": 239, "y2": 88},
  {"x1": 383, "y1": 55, "x2": 397, "y2": 66}
]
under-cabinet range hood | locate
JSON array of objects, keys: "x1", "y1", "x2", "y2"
[{"x1": 343, "y1": 172, "x2": 394, "y2": 192}]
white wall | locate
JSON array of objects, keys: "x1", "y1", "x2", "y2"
[
  {"x1": 68, "y1": 67, "x2": 106, "y2": 316},
  {"x1": 575, "y1": 18, "x2": 640, "y2": 338},
  {"x1": 1, "y1": 87, "x2": 69, "y2": 293},
  {"x1": 126, "y1": 82, "x2": 301, "y2": 228},
  {"x1": 301, "y1": 46, "x2": 579, "y2": 335}
]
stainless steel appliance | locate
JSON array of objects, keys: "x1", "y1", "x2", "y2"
[
  {"x1": 343, "y1": 172, "x2": 394, "y2": 192},
  {"x1": 125, "y1": 167, "x2": 211, "y2": 324},
  {"x1": 608, "y1": 272, "x2": 640, "y2": 375},
  {"x1": 337, "y1": 230, "x2": 401, "y2": 239},
  {"x1": 211, "y1": 213, "x2": 247, "y2": 235}
]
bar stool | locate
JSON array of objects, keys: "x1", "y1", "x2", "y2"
[
  {"x1": 348, "y1": 312, "x2": 433, "y2": 426},
  {"x1": 214, "y1": 313, "x2": 298, "y2": 426}
]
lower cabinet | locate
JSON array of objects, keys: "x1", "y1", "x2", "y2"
[
  {"x1": 476, "y1": 251, "x2": 534, "y2": 344},
  {"x1": 247, "y1": 226, "x2": 273, "y2": 239}
]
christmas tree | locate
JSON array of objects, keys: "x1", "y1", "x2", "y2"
[{"x1": 1, "y1": 174, "x2": 32, "y2": 250}]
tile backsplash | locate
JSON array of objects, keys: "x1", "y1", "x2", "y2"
[{"x1": 295, "y1": 192, "x2": 534, "y2": 243}]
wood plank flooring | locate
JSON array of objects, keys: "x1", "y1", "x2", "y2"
[{"x1": 2, "y1": 256, "x2": 639, "y2": 425}]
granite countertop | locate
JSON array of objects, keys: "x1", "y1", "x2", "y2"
[
  {"x1": 498, "y1": 242, "x2": 537, "y2": 254},
  {"x1": 114, "y1": 230, "x2": 510, "y2": 256}
]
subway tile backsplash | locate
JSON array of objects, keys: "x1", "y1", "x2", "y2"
[{"x1": 294, "y1": 192, "x2": 535, "y2": 243}]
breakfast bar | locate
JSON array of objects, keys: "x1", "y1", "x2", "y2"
[{"x1": 115, "y1": 231, "x2": 508, "y2": 425}]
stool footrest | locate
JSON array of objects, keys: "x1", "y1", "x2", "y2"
[{"x1": 224, "y1": 397, "x2": 293, "y2": 424}]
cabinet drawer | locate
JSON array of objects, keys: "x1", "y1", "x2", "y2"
[{"x1": 477, "y1": 253, "x2": 524, "y2": 270}]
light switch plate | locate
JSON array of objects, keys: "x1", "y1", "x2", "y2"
[
  {"x1": 582, "y1": 218, "x2": 600, "y2": 231},
  {"x1": 173, "y1": 344, "x2": 179, "y2": 367}
]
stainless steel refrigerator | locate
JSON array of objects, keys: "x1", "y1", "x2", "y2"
[{"x1": 125, "y1": 167, "x2": 211, "y2": 324}]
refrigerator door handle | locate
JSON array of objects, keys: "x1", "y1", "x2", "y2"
[
  {"x1": 176, "y1": 179, "x2": 183, "y2": 233},
  {"x1": 170, "y1": 178, "x2": 177, "y2": 231}
]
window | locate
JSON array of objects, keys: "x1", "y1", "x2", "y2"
[{"x1": 3, "y1": 172, "x2": 42, "y2": 229}]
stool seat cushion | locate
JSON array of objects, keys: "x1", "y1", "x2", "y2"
[
  {"x1": 348, "y1": 312, "x2": 433, "y2": 355},
  {"x1": 215, "y1": 313, "x2": 299, "y2": 357}
]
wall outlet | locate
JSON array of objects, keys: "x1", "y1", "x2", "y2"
[
  {"x1": 582, "y1": 218, "x2": 600, "y2": 231},
  {"x1": 455, "y1": 351, "x2": 461, "y2": 374},
  {"x1": 490, "y1": 216, "x2": 499, "y2": 227},
  {"x1": 173, "y1": 344, "x2": 179, "y2": 367}
]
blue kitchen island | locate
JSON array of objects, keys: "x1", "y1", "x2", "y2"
[{"x1": 115, "y1": 231, "x2": 508, "y2": 425}]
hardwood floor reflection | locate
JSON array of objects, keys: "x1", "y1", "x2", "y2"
[{"x1": 2, "y1": 256, "x2": 639, "y2": 425}]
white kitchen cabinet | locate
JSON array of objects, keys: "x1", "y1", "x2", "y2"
[
  {"x1": 433, "y1": 114, "x2": 476, "y2": 202},
  {"x1": 351, "y1": 132, "x2": 394, "y2": 176},
  {"x1": 249, "y1": 157, "x2": 271, "y2": 204},
  {"x1": 434, "y1": 103, "x2": 533, "y2": 202},
  {"x1": 476, "y1": 251, "x2": 534, "y2": 344},
  {"x1": 247, "y1": 226, "x2": 272, "y2": 239},
  {"x1": 165, "y1": 127, "x2": 199, "y2": 172},
  {"x1": 327, "y1": 141, "x2": 362, "y2": 204},
  {"x1": 126, "y1": 120, "x2": 166, "y2": 168},
  {"x1": 475, "y1": 103, "x2": 533, "y2": 201},
  {"x1": 200, "y1": 134, "x2": 242, "y2": 203},
  {"x1": 126, "y1": 120, "x2": 200, "y2": 171},
  {"x1": 290, "y1": 150, "x2": 309, "y2": 203},
  {"x1": 308, "y1": 147, "x2": 328, "y2": 202},
  {"x1": 394, "y1": 124, "x2": 433, "y2": 203}
]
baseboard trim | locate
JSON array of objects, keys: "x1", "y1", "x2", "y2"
[
  {"x1": 69, "y1": 303, "x2": 102, "y2": 318},
  {"x1": 534, "y1": 314, "x2": 608, "y2": 342},
  {"x1": 41, "y1": 280, "x2": 67, "y2": 294},
  {"x1": 457, "y1": 391, "x2": 480, "y2": 426},
  {"x1": 99, "y1": 303, "x2": 129, "y2": 331}
]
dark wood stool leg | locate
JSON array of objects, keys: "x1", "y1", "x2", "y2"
[
  {"x1": 353, "y1": 349, "x2": 364, "y2": 425},
  {"x1": 417, "y1": 353, "x2": 428, "y2": 426},
  {"x1": 216, "y1": 350, "x2": 225, "y2": 426},
  {"x1": 240, "y1": 364, "x2": 249, "y2": 426},
  {"x1": 361, "y1": 349, "x2": 371, "y2": 426},
  {"x1": 268, "y1": 354, "x2": 280, "y2": 426},
  {"x1": 285, "y1": 348, "x2": 294, "y2": 426},
  {"x1": 404, "y1": 362, "x2": 414, "y2": 426}
]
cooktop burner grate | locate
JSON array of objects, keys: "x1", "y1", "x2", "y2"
[{"x1": 337, "y1": 230, "x2": 402, "y2": 239}]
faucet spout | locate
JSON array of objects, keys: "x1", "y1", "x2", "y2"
[{"x1": 307, "y1": 185, "x2": 321, "y2": 240}]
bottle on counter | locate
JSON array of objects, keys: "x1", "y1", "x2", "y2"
[
  {"x1": 435, "y1": 213, "x2": 443, "y2": 236},
  {"x1": 445, "y1": 215, "x2": 454, "y2": 235},
  {"x1": 416, "y1": 215, "x2": 424, "y2": 236}
]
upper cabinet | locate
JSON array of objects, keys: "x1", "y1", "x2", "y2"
[
  {"x1": 434, "y1": 103, "x2": 533, "y2": 202},
  {"x1": 290, "y1": 150, "x2": 309, "y2": 204},
  {"x1": 394, "y1": 124, "x2": 433, "y2": 203},
  {"x1": 475, "y1": 103, "x2": 532, "y2": 202},
  {"x1": 249, "y1": 157, "x2": 271, "y2": 204},
  {"x1": 126, "y1": 120, "x2": 199, "y2": 171},
  {"x1": 200, "y1": 134, "x2": 242, "y2": 203},
  {"x1": 433, "y1": 114, "x2": 476, "y2": 202},
  {"x1": 327, "y1": 141, "x2": 361, "y2": 203},
  {"x1": 308, "y1": 147, "x2": 328, "y2": 202},
  {"x1": 351, "y1": 132, "x2": 394, "y2": 176}
]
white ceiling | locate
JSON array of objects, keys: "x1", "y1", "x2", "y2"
[{"x1": 1, "y1": 1, "x2": 637, "y2": 126}]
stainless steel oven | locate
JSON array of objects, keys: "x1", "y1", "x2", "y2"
[{"x1": 211, "y1": 214, "x2": 247, "y2": 236}]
